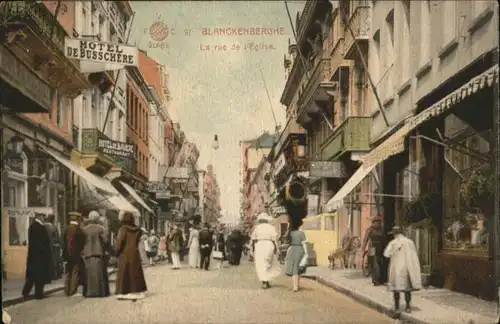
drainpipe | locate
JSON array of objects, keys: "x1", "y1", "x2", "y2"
[{"x1": 493, "y1": 45, "x2": 500, "y2": 322}]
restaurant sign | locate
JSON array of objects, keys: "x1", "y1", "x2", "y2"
[
  {"x1": 65, "y1": 38, "x2": 138, "y2": 66},
  {"x1": 97, "y1": 139, "x2": 135, "y2": 159}
]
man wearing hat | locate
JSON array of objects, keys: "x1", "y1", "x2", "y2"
[
  {"x1": 361, "y1": 214, "x2": 386, "y2": 285},
  {"x1": 22, "y1": 212, "x2": 52, "y2": 300},
  {"x1": 384, "y1": 226, "x2": 422, "y2": 314},
  {"x1": 63, "y1": 212, "x2": 86, "y2": 296}
]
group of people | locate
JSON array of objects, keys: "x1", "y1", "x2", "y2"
[
  {"x1": 22, "y1": 210, "x2": 148, "y2": 301},
  {"x1": 185, "y1": 222, "x2": 248, "y2": 270}
]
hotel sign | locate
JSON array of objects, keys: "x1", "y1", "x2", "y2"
[
  {"x1": 65, "y1": 38, "x2": 138, "y2": 66},
  {"x1": 0, "y1": 46, "x2": 52, "y2": 112},
  {"x1": 97, "y1": 139, "x2": 136, "y2": 159}
]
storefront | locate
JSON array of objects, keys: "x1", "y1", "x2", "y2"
[{"x1": 325, "y1": 61, "x2": 498, "y2": 298}]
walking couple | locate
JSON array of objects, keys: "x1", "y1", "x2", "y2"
[{"x1": 189, "y1": 223, "x2": 214, "y2": 270}]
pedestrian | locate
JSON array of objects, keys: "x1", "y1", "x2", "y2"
[
  {"x1": 63, "y1": 211, "x2": 86, "y2": 297},
  {"x1": 82, "y1": 210, "x2": 110, "y2": 298},
  {"x1": 284, "y1": 218, "x2": 308, "y2": 292},
  {"x1": 115, "y1": 211, "x2": 148, "y2": 300},
  {"x1": 199, "y1": 223, "x2": 214, "y2": 270},
  {"x1": 21, "y1": 212, "x2": 52, "y2": 300},
  {"x1": 340, "y1": 227, "x2": 352, "y2": 269},
  {"x1": 214, "y1": 232, "x2": 226, "y2": 269},
  {"x1": 361, "y1": 215, "x2": 387, "y2": 286},
  {"x1": 384, "y1": 226, "x2": 422, "y2": 314},
  {"x1": 158, "y1": 232, "x2": 167, "y2": 261},
  {"x1": 147, "y1": 230, "x2": 159, "y2": 266},
  {"x1": 44, "y1": 214, "x2": 62, "y2": 280},
  {"x1": 251, "y1": 213, "x2": 281, "y2": 289},
  {"x1": 167, "y1": 224, "x2": 183, "y2": 270},
  {"x1": 226, "y1": 229, "x2": 244, "y2": 266},
  {"x1": 139, "y1": 228, "x2": 149, "y2": 266},
  {"x1": 187, "y1": 225, "x2": 200, "y2": 268}
]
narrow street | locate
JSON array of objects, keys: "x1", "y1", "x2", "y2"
[{"x1": 5, "y1": 261, "x2": 393, "y2": 324}]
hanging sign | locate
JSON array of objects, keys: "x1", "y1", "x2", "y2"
[
  {"x1": 64, "y1": 38, "x2": 138, "y2": 66},
  {"x1": 97, "y1": 139, "x2": 136, "y2": 159}
]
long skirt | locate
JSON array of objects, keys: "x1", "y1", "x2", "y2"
[
  {"x1": 83, "y1": 256, "x2": 110, "y2": 297},
  {"x1": 254, "y1": 241, "x2": 281, "y2": 282},
  {"x1": 188, "y1": 244, "x2": 200, "y2": 268}
]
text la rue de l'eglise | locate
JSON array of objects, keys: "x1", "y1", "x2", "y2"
[{"x1": 66, "y1": 40, "x2": 135, "y2": 65}]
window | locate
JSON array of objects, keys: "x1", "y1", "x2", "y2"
[
  {"x1": 400, "y1": 1, "x2": 411, "y2": 83},
  {"x1": 56, "y1": 93, "x2": 63, "y2": 128},
  {"x1": 372, "y1": 29, "x2": 381, "y2": 113},
  {"x1": 8, "y1": 211, "x2": 33, "y2": 246},
  {"x1": 419, "y1": 1, "x2": 431, "y2": 67},
  {"x1": 301, "y1": 217, "x2": 321, "y2": 230},
  {"x1": 442, "y1": 113, "x2": 492, "y2": 253},
  {"x1": 442, "y1": 1, "x2": 456, "y2": 45}
]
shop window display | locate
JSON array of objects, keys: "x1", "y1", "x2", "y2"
[{"x1": 442, "y1": 115, "x2": 493, "y2": 253}]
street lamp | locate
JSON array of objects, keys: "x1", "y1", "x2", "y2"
[{"x1": 212, "y1": 134, "x2": 219, "y2": 151}]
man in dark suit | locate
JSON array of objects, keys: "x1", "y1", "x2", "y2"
[
  {"x1": 22, "y1": 213, "x2": 52, "y2": 300},
  {"x1": 198, "y1": 223, "x2": 214, "y2": 270}
]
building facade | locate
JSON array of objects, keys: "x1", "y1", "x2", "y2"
[
  {"x1": 1, "y1": 1, "x2": 97, "y2": 279},
  {"x1": 203, "y1": 164, "x2": 221, "y2": 224},
  {"x1": 280, "y1": 0, "x2": 498, "y2": 301}
]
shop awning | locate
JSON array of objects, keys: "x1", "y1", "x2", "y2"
[
  {"x1": 43, "y1": 148, "x2": 119, "y2": 196},
  {"x1": 325, "y1": 65, "x2": 498, "y2": 212},
  {"x1": 80, "y1": 181, "x2": 140, "y2": 217},
  {"x1": 119, "y1": 180, "x2": 154, "y2": 214}
]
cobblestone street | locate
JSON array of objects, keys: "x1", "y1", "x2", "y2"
[{"x1": 4, "y1": 262, "x2": 393, "y2": 324}]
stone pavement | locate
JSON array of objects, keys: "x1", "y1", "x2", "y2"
[
  {"x1": 304, "y1": 266, "x2": 498, "y2": 324},
  {"x1": 2, "y1": 267, "x2": 117, "y2": 307},
  {"x1": 4, "y1": 261, "x2": 394, "y2": 324}
]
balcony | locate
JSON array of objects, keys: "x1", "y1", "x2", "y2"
[
  {"x1": 297, "y1": 58, "x2": 333, "y2": 119},
  {"x1": 344, "y1": 6, "x2": 371, "y2": 61},
  {"x1": 81, "y1": 128, "x2": 136, "y2": 175},
  {"x1": 0, "y1": 1, "x2": 90, "y2": 98},
  {"x1": 321, "y1": 117, "x2": 371, "y2": 161}
]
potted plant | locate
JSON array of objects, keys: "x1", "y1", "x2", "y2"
[{"x1": 459, "y1": 168, "x2": 494, "y2": 214}]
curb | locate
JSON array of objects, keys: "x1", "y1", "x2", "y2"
[
  {"x1": 302, "y1": 274, "x2": 428, "y2": 324},
  {"x1": 2, "y1": 269, "x2": 117, "y2": 308}
]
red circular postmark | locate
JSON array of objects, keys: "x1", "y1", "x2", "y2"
[{"x1": 149, "y1": 21, "x2": 169, "y2": 42}]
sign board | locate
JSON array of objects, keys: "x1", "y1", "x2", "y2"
[
  {"x1": 156, "y1": 191, "x2": 171, "y2": 199},
  {"x1": 309, "y1": 161, "x2": 346, "y2": 178},
  {"x1": 269, "y1": 206, "x2": 287, "y2": 215},
  {"x1": 97, "y1": 139, "x2": 136, "y2": 159},
  {"x1": 273, "y1": 153, "x2": 286, "y2": 177},
  {"x1": 307, "y1": 194, "x2": 319, "y2": 217},
  {"x1": 171, "y1": 178, "x2": 188, "y2": 184},
  {"x1": 146, "y1": 181, "x2": 168, "y2": 192},
  {"x1": 65, "y1": 38, "x2": 138, "y2": 66},
  {"x1": 166, "y1": 167, "x2": 189, "y2": 179}
]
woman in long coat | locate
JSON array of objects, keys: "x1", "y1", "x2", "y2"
[
  {"x1": 114, "y1": 212, "x2": 147, "y2": 300},
  {"x1": 82, "y1": 211, "x2": 110, "y2": 297},
  {"x1": 226, "y1": 230, "x2": 244, "y2": 266}
]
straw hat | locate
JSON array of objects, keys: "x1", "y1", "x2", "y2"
[
  {"x1": 257, "y1": 212, "x2": 273, "y2": 223},
  {"x1": 388, "y1": 226, "x2": 403, "y2": 235},
  {"x1": 68, "y1": 211, "x2": 82, "y2": 221}
]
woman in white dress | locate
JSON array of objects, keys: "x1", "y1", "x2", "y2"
[
  {"x1": 251, "y1": 213, "x2": 281, "y2": 289},
  {"x1": 188, "y1": 225, "x2": 200, "y2": 268}
]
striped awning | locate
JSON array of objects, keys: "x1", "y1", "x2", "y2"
[{"x1": 326, "y1": 65, "x2": 498, "y2": 212}]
